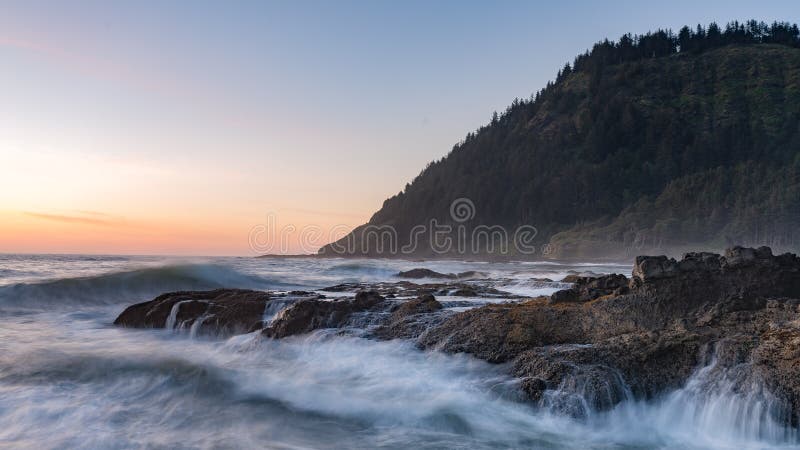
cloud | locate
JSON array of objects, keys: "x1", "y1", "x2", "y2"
[
  {"x1": 74, "y1": 210, "x2": 118, "y2": 218},
  {"x1": 24, "y1": 211, "x2": 117, "y2": 226}
]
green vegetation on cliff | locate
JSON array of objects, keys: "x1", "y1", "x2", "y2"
[{"x1": 323, "y1": 21, "x2": 800, "y2": 259}]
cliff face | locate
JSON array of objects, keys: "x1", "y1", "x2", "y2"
[{"x1": 320, "y1": 39, "x2": 800, "y2": 259}]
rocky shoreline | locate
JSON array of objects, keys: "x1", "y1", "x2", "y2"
[{"x1": 114, "y1": 246, "x2": 800, "y2": 425}]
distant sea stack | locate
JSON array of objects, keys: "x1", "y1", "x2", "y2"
[{"x1": 320, "y1": 21, "x2": 800, "y2": 259}]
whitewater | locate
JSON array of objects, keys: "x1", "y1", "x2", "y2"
[{"x1": 0, "y1": 253, "x2": 796, "y2": 449}]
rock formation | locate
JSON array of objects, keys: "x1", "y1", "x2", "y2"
[
  {"x1": 114, "y1": 246, "x2": 800, "y2": 425},
  {"x1": 113, "y1": 289, "x2": 274, "y2": 336},
  {"x1": 419, "y1": 246, "x2": 800, "y2": 421}
]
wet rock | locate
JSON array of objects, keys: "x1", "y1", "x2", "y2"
[
  {"x1": 723, "y1": 245, "x2": 773, "y2": 267},
  {"x1": 631, "y1": 255, "x2": 679, "y2": 282},
  {"x1": 560, "y1": 274, "x2": 584, "y2": 283},
  {"x1": 113, "y1": 289, "x2": 272, "y2": 336},
  {"x1": 373, "y1": 294, "x2": 448, "y2": 340},
  {"x1": 456, "y1": 270, "x2": 488, "y2": 279},
  {"x1": 451, "y1": 287, "x2": 478, "y2": 297},
  {"x1": 320, "y1": 280, "x2": 522, "y2": 300},
  {"x1": 113, "y1": 246, "x2": 800, "y2": 422},
  {"x1": 677, "y1": 251, "x2": 722, "y2": 272},
  {"x1": 561, "y1": 271, "x2": 600, "y2": 282},
  {"x1": 392, "y1": 293, "x2": 442, "y2": 316},
  {"x1": 520, "y1": 377, "x2": 548, "y2": 402},
  {"x1": 549, "y1": 274, "x2": 628, "y2": 304},
  {"x1": 396, "y1": 268, "x2": 488, "y2": 280},
  {"x1": 420, "y1": 247, "x2": 800, "y2": 416},
  {"x1": 418, "y1": 297, "x2": 583, "y2": 363},
  {"x1": 397, "y1": 268, "x2": 457, "y2": 279},
  {"x1": 263, "y1": 290, "x2": 385, "y2": 338}
]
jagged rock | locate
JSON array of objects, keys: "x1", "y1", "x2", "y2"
[
  {"x1": 631, "y1": 255, "x2": 679, "y2": 282},
  {"x1": 723, "y1": 245, "x2": 774, "y2": 267},
  {"x1": 561, "y1": 271, "x2": 601, "y2": 283},
  {"x1": 320, "y1": 280, "x2": 522, "y2": 299},
  {"x1": 560, "y1": 274, "x2": 583, "y2": 283},
  {"x1": 113, "y1": 246, "x2": 800, "y2": 423},
  {"x1": 677, "y1": 251, "x2": 722, "y2": 272},
  {"x1": 550, "y1": 274, "x2": 628, "y2": 304},
  {"x1": 420, "y1": 247, "x2": 800, "y2": 418},
  {"x1": 372, "y1": 294, "x2": 447, "y2": 340},
  {"x1": 392, "y1": 293, "x2": 442, "y2": 316},
  {"x1": 113, "y1": 289, "x2": 272, "y2": 336},
  {"x1": 263, "y1": 290, "x2": 385, "y2": 338},
  {"x1": 418, "y1": 297, "x2": 583, "y2": 363}
]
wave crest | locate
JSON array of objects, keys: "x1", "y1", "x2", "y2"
[{"x1": 0, "y1": 264, "x2": 275, "y2": 309}]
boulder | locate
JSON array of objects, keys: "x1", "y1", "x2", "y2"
[
  {"x1": 113, "y1": 289, "x2": 272, "y2": 336},
  {"x1": 550, "y1": 274, "x2": 629, "y2": 304},
  {"x1": 397, "y1": 268, "x2": 457, "y2": 279},
  {"x1": 456, "y1": 270, "x2": 488, "y2": 279},
  {"x1": 263, "y1": 290, "x2": 385, "y2": 338},
  {"x1": 723, "y1": 245, "x2": 773, "y2": 267},
  {"x1": 631, "y1": 255, "x2": 679, "y2": 283},
  {"x1": 391, "y1": 293, "x2": 442, "y2": 317},
  {"x1": 373, "y1": 294, "x2": 447, "y2": 340}
]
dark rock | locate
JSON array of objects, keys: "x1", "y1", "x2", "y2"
[
  {"x1": 397, "y1": 268, "x2": 457, "y2": 279},
  {"x1": 723, "y1": 245, "x2": 774, "y2": 268},
  {"x1": 560, "y1": 274, "x2": 583, "y2": 283},
  {"x1": 678, "y1": 251, "x2": 722, "y2": 272},
  {"x1": 520, "y1": 377, "x2": 548, "y2": 402},
  {"x1": 451, "y1": 288, "x2": 478, "y2": 297},
  {"x1": 113, "y1": 289, "x2": 272, "y2": 336},
  {"x1": 631, "y1": 255, "x2": 679, "y2": 282},
  {"x1": 392, "y1": 293, "x2": 443, "y2": 317},
  {"x1": 320, "y1": 280, "x2": 523, "y2": 300},
  {"x1": 420, "y1": 247, "x2": 800, "y2": 418},
  {"x1": 561, "y1": 271, "x2": 600, "y2": 282},
  {"x1": 113, "y1": 246, "x2": 800, "y2": 422},
  {"x1": 418, "y1": 297, "x2": 583, "y2": 363},
  {"x1": 456, "y1": 271, "x2": 488, "y2": 279},
  {"x1": 549, "y1": 274, "x2": 628, "y2": 304},
  {"x1": 373, "y1": 294, "x2": 447, "y2": 340},
  {"x1": 263, "y1": 290, "x2": 385, "y2": 338}
]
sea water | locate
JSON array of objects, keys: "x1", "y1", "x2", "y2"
[{"x1": 0, "y1": 254, "x2": 795, "y2": 449}]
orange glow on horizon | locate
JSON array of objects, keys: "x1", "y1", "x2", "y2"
[{"x1": 0, "y1": 209, "x2": 359, "y2": 256}]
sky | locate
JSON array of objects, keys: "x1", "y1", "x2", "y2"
[{"x1": 1, "y1": 0, "x2": 799, "y2": 255}]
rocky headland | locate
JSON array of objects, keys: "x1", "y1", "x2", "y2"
[{"x1": 114, "y1": 246, "x2": 800, "y2": 424}]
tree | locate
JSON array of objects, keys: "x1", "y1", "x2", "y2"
[{"x1": 678, "y1": 26, "x2": 692, "y2": 52}]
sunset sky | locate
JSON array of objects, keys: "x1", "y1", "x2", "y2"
[{"x1": 2, "y1": 0, "x2": 798, "y2": 255}]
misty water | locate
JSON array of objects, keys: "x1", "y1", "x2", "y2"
[{"x1": 0, "y1": 254, "x2": 797, "y2": 449}]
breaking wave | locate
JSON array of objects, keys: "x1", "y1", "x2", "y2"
[{"x1": 0, "y1": 264, "x2": 278, "y2": 309}]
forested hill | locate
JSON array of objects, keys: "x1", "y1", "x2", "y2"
[{"x1": 321, "y1": 21, "x2": 800, "y2": 259}]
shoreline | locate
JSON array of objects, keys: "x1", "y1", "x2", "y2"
[{"x1": 121, "y1": 245, "x2": 800, "y2": 432}]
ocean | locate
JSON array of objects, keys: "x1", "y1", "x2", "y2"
[{"x1": 0, "y1": 254, "x2": 795, "y2": 449}]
